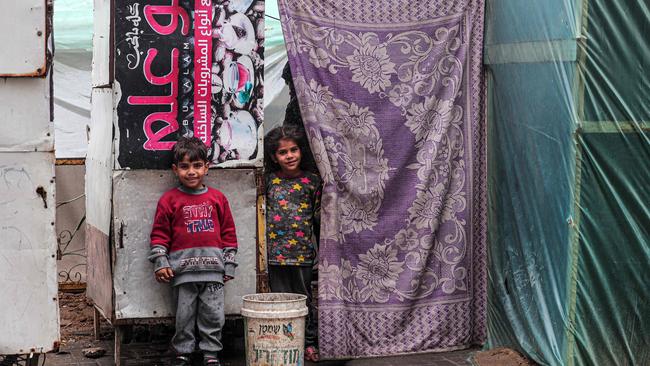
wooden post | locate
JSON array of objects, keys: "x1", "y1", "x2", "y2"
[
  {"x1": 25, "y1": 353, "x2": 40, "y2": 366},
  {"x1": 114, "y1": 325, "x2": 122, "y2": 366},
  {"x1": 93, "y1": 307, "x2": 101, "y2": 341}
]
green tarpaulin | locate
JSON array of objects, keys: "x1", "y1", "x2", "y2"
[{"x1": 485, "y1": 0, "x2": 649, "y2": 365}]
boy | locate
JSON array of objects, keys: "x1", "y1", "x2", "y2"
[{"x1": 148, "y1": 137, "x2": 237, "y2": 366}]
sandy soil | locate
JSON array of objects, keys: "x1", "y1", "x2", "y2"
[{"x1": 473, "y1": 347, "x2": 537, "y2": 366}]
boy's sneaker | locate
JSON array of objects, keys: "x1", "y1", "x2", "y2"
[
  {"x1": 203, "y1": 357, "x2": 221, "y2": 366},
  {"x1": 171, "y1": 355, "x2": 191, "y2": 366}
]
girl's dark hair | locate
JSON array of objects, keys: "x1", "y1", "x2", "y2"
[
  {"x1": 172, "y1": 136, "x2": 208, "y2": 165},
  {"x1": 264, "y1": 125, "x2": 316, "y2": 173}
]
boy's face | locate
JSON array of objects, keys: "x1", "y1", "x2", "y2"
[{"x1": 172, "y1": 155, "x2": 209, "y2": 190}]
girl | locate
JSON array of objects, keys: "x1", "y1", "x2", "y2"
[{"x1": 264, "y1": 125, "x2": 321, "y2": 362}]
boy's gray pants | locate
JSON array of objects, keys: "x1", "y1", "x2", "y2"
[{"x1": 172, "y1": 282, "x2": 225, "y2": 358}]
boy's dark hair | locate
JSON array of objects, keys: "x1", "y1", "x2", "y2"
[
  {"x1": 172, "y1": 136, "x2": 209, "y2": 165},
  {"x1": 264, "y1": 125, "x2": 313, "y2": 173}
]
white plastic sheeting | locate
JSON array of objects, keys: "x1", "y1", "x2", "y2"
[
  {"x1": 263, "y1": 0, "x2": 288, "y2": 130},
  {"x1": 53, "y1": 0, "x2": 93, "y2": 158},
  {"x1": 53, "y1": 51, "x2": 92, "y2": 158},
  {"x1": 53, "y1": 0, "x2": 93, "y2": 51}
]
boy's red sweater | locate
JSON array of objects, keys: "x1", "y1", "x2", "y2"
[{"x1": 150, "y1": 187, "x2": 237, "y2": 252}]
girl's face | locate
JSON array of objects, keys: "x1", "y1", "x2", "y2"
[{"x1": 273, "y1": 138, "x2": 302, "y2": 176}]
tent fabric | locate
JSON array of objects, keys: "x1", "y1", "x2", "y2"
[
  {"x1": 53, "y1": 50, "x2": 92, "y2": 159},
  {"x1": 485, "y1": 0, "x2": 650, "y2": 365},
  {"x1": 263, "y1": 4, "x2": 291, "y2": 130},
  {"x1": 53, "y1": 0, "x2": 93, "y2": 51},
  {"x1": 278, "y1": 0, "x2": 487, "y2": 358},
  {"x1": 53, "y1": 0, "x2": 93, "y2": 158}
]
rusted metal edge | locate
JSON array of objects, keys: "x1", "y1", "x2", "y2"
[
  {"x1": 55, "y1": 158, "x2": 86, "y2": 166},
  {"x1": 12, "y1": 345, "x2": 56, "y2": 356},
  {"x1": 58, "y1": 282, "x2": 87, "y2": 293},
  {"x1": 110, "y1": 165, "x2": 263, "y2": 172},
  {"x1": 0, "y1": 0, "x2": 50, "y2": 78},
  {"x1": 113, "y1": 317, "x2": 174, "y2": 326},
  {"x1": 0, "y1": 68, "x2": 47, "y2": 78},
  {"x1": 111, "y1": 314, "x2": 242, "y2": 326}
]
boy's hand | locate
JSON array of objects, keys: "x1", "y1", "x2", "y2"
[
  {"x1": 155, "y1": 268, "x2": 174, "y2": 283},
  {"x1": 224, "y1": 275, "x2": 234, "y2": 283}
]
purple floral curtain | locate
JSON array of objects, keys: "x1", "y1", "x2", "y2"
[{"x1": 278, "y1": 0, "x2": 487, "y2": 358}]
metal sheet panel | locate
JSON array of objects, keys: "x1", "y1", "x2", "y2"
[
  {"x1": 0, "y1": 0, "x2": 47, "y2": 77},
  {"x1": 92, "y1": 0, "x2": 112, "y2": 87},
  {"x1": 0, "y1": 77, "x2": 52, "y2": 151},
  {"x1": 86, "y1": 223, "x2": 113, "y2": 319},
  {"x1": 85, "y1": 88, "x2": 114, "y2": 234},
  {"x1": 0, "y1": 152, "x2": 59, "y2": 353},
  {"x1": 85, "y1": 88, "x2": 115, "y2": 318},
  {"x1": 112, "y1": 169, "x2": 258, "y2": 319}
]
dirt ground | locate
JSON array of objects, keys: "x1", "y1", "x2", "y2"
[
  {"x1": 58, "y1": 291, "x2": 111, "y2": 347},
  {"x1": 58, "y1": 291, "x2": 177, "y2": 348},
  {"x1": 56, "y1": 292, "x2": 536, "y2": 366},
  {"x1": 473, "y1": 347, "x2": 537, "y2": 366}
]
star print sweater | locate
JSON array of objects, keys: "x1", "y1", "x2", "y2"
[
  {"x1": 266, "y1": 171, "x2": 322, "y2": 266},
  {"x1": 148, "y1": 185, "x2": 238, "y2": 286}
]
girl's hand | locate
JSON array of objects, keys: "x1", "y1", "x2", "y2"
[
  {"x1": 155, "y1": 268, "x2": 174, "y2": 283},
  {"x1": 224, "y1": 275, "x2": 234, "y2": 283}
]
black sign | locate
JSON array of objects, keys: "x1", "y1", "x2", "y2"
[{"x1": 115, "y1": 0, "x2": 264, "y2": 169}]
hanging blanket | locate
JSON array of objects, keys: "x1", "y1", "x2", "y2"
[{"x1": 278, "y1": 0, "x2": 487, "y2": 358}]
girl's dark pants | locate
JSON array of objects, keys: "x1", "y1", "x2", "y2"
[{"x1": 268, "y1": 265, "x2": 318, "y2": 347}]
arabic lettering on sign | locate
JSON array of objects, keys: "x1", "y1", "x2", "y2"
[
  {"x1": 125, "y1": 3, "x2": 142, "y2": 70},
  {"x1": 127, "y1": 48, "x2": 181, "y2": 151},
  {"x1": 194, "y1": 1, "x2": 213, "y2": 144},
  {"x1": 115, "y1": 0, "x2": 265, "y2": 169}
]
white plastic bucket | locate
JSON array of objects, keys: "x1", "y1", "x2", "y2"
[{"x1": 241, "y1": 293, "x2": 308, "y2": 366}]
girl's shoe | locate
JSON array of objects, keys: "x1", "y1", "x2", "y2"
[
  {"x1": 171, "y1": 355, "x2": 191, "y2": 366},
  {"x1": 305, "y1": 346, "x2": 320, "y2": 362},
  {"x1": 203, "y1": 357, "x2": 221, "y2": 366}
]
